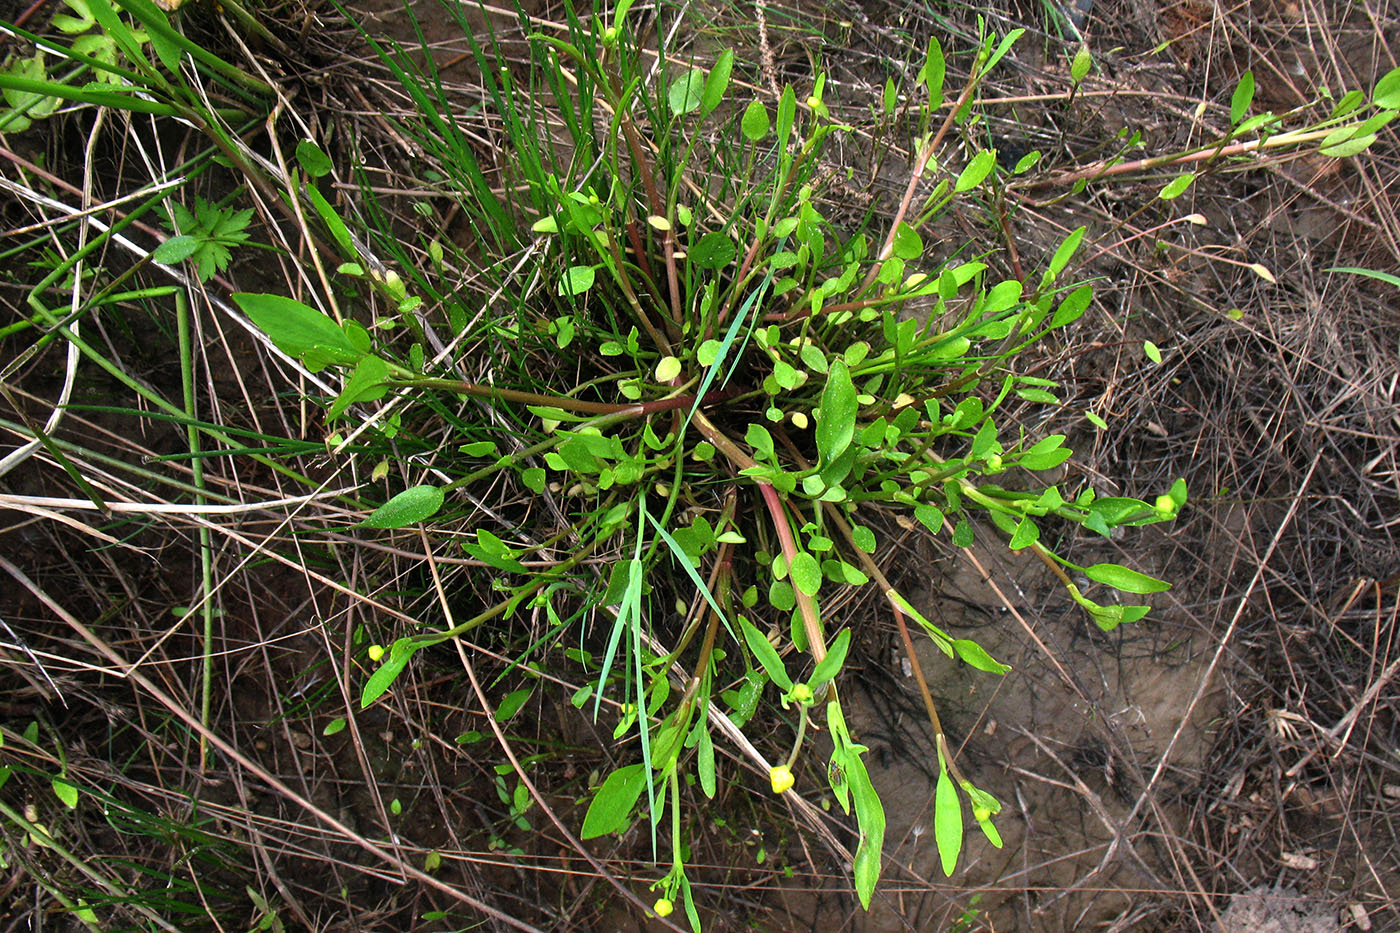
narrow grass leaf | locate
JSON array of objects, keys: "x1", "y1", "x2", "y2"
[{"x1": 1326, "y1": 266, "x2": 1400, "y2": 289}]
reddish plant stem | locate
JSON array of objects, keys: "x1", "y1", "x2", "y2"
[{"x1": 689, "y1": 411, "x2": 826, "y2": 663}]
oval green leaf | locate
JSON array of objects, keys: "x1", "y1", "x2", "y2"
[
  {"x1": 738, "y1": 615, "x2": 793, "y2": 690},
  {"x1": 668, "y1": 67, "x2": 705, "y2": 115},
  {"x1": 1085, "y1": 563, "x2": 1171, "y2": 594},
  {"x1": 360, "y1": 637, "x2": 418, "y2": 707},
  {"x1": 741, "y1": 99, "x2": 770, "y2": 141},
  {"x1": 360, "y1": 484, "x2": 444, "y2": 529},
  {"x1": 581, "y1": 763, "x2": 647, "y2": 838}
]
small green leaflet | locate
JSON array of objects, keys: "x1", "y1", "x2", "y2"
[
  {"x1": 690, "y1": 231, "x2": 736, "y2": 269},
  {"x1": 934, "y1": 758, "x2": 962, "y2": 876},
  {"x1": 558, "y1": 265, "x2": 595, "y2": 297},
  {"x1": 951, "y1": 638, "x2": 1010, "y2": 674},
  {"x1": 789, "y1": 552, "x2": 822, "y2": 597},
  {"x1": 955, "y1": 150, "x2": 996, "y2": 192},
  {"x1": 667, "y1": 67, "x2": 705, "y2": 115},
  {"x1": 816, "y1": 361, "x2": 858, "y2": 465},
  {"x1": 1070, "y1": 44, "x2": 1092, "y2": 85},
  {"x1": 1158, "y1": 173, "x2": 1195, "y2": 200},
  {"x1": 738, "y1": 615, "x2": 793, "y2": 690},
  {"x1": 809, "y1": 628, "x2": 851, "y2": 688},
  {"x1": 233, "y1": 292, "x2": 360, "y2": 367},
  {"x1": 1374, "y1": 65, "x2": 1400, "y2": 109},
  {"x1": 359, "y1": 484, "x2": 444, "y2": 528},
  {"x1": 1085, "y1": 563, "x2": 1171, "y2": 594},
  {"x1": 700, "y1": 50, "x2": 733, "y2": 117},
  {"x1": 1231, "y1": 70, "x2": 1255, "y2": 125},
  {"x1": 295, "y1": 138, "x2": 333, "y2": 178},
  {"x1": 697, "y1": 729, "x2": 716, "y2": 798},
  {"x1": 52, "y1": 778, "x2": 78, "y2": 809},
  {"x1": 326, "y1": 356, "x2": 390, "y2": 421},
  {"x1": 741, "y1": 99, "x2": 770, "y2": 140},
  {"x1": 361, "y1": 637, "x2": 418, "y2": 707},
  {"x1": 495, "y1": 687, "x2": 533, "y2": 721},
  {"x1": 581, "y1": 763, "x2": 647, "y2": 838}
]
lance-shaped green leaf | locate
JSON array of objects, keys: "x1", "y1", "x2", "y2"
[
  {"x1": 581, "y1": 763, "x2": 647, "y2": 838},
  {"x1": 816, "y1": 360, "x2": 857, "y2": 465},
  {"x1": 1085, "y1": 563, "x2": 1171, "y2": 594},
  {"x1": 234, "y1": 293, "x2": 361, "y2": 366},
  {"x1": 361, "y1": 637, "x2": 418, "y2": 707},
  {"x1": 934, "y1": 746, "x2": 963, "y2": 876},
  {"x1": 359, "y1": 484, "x2": 444, "y2": 528},
  {"x1": 738, "y1": 615, "x2": 793, "y2": 690}
]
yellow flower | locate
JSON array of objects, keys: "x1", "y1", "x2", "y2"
[
  {"x1": 653, "y1": 898, "x2": 674, "y2": 918},
  {"x1": 770, "y1": 765, "x2": 795, "y2": 795},
  {"x1": 367, "y1": 644, "x2": 385, "y2": 662}
]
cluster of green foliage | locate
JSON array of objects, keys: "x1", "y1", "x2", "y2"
[
  {"x1": 6, "y1": 0, "x2": 1400, "y2": 924},
  {"x1": 228, "y1": 5, "x2": 1192, "y2": 921}
]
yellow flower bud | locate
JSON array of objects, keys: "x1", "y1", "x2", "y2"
[
  {"x1": 770, "y1": 764, "x2": 795, "y2": 795},
  {"x1": 653, "y1": 898, "x2": 674, "y2": 918},
  {"x1": 1154, "y1": 494, "x2": 1176, "y2": 515},
  {"x1": 973, "y1": 805, "x2": 991, "y2": 823},
  {"x1": 367, "y1": 644, "x2": 385, "y2": 662}
]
